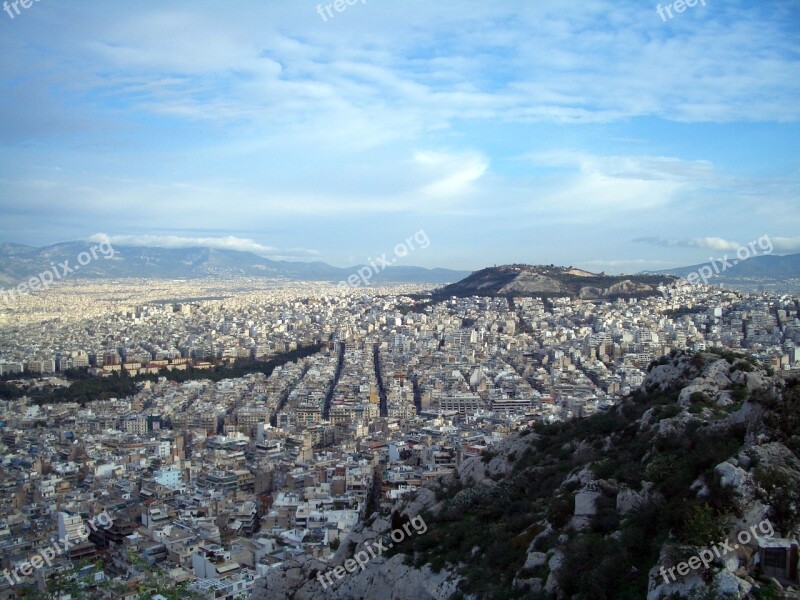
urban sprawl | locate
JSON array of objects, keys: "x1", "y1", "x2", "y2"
[{"x1": 0, "y1": 277, "x2": 798, "y2": 598}]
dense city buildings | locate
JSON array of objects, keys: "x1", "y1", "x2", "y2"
[{"x1": 0, "y1": 278, "x2": 798, "y2": 597}]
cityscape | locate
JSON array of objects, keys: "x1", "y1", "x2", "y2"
[
  {"x1": 1, "y1": 1, "x2": 799, "y2": 599},
  {"x1": 0, "y1": 272, "x2": 798, "y2": 598}
]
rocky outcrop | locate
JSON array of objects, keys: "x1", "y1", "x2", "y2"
[
  {"x1": 458, "y1": 432, "x2": 527, "y2": 485},
  {"x1": 253, "y1": 553, "x2": 459, "y2": 600},
  {"x1": 251, "y1": 499, "x2": 459, "y2": 600}
]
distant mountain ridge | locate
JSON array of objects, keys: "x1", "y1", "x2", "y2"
[
  {"x1": 0, "y1": 241, "x2": 471, "y2": 286},
  {"x1": 437, "y1": 264, "x2": 675, "y2": 299},
  {"x1": 646, "y1": 252, "x2": 800, "y2": 280}
]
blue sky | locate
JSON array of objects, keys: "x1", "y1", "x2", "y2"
[{"x1": 0, "y1": 0, "x2": 798, "y2": 272}]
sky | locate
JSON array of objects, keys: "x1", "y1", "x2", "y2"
[{"x1": 0, "y1": 0, "x2": 799, "y2": 272}]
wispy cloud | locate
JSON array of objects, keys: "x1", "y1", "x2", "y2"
[
  {"x1": 770, "y1": 237, "x2": 800, "y2": 253},
  {"x1": 414, "y1": 150, "x2": 489, "y2": 199},
  {"x1": 633, "y1": 236, "x2": 742, "y2": 251},
  {"x1": 522, "y1": 152, "x2": 715, "y2": 213},
  {"x1": 633, "y1": 236, "x2": 800, "y2": 254},
  {"x1": 88, "y1": 233, "x2": 319, "y2": 260}
]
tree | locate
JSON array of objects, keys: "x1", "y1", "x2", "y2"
[{"x1": 754, "y1": 466, "x2": 800, "y2": 536}]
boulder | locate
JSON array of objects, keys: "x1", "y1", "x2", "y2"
[
  {"x1": 544, "y1": 549, "x2": 564, "y2": 595},
  {"x1": 716, "y1": 461, "x2": 748, "y2": 490},
  {"x1": 523, "y1": 551, "x2": 548, "y2": 570},
  {"x1": 616, "y1": 489, "x2": 643, "y2": 515},
  {"x1": 574, "y1": 490, "x2": 602, "y2": 516},
  {"x1": 714, "y1": 570, "x2": 752, "y2": 598}
]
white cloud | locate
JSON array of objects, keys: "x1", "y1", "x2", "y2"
[
  {"x1": 414, "y1": 151, "x2": 489, "y2": 199},
  {"x1": 633, "y1": 236, "x2": 785, "y2": 253},
  {"x1": 685, "y1": 237, "x2": 743, "y2": 252},
  {"x1": 87, "y1": 233, "x2": 319, "y2": 259},
  {"x1": 524, "y1": 152, "x2": 713, "y2": 212},
  {"x1": 527, "y1": 152, "x2": 715, "y2": 182},
  {"x1": 771, "y1": 237, "x2": 800, "y2": 253}
]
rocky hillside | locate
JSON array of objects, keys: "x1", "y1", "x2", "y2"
[
  {"x1": 436, "y1": 264, "x2": 674, "y2": 299},
  {"x1": 252, "y1": 350, "x2": 800, "y2": 600}
]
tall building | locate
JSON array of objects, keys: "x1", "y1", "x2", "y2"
[{"x1": 58, "y1": 512, "x2": 87, "y2": 543}]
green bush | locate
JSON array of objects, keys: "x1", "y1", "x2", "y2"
[
  {"x1": 732, "y1": 383, "x2": 748, "y2": 403},
  {"x1": 654, "y1": 403, "x2": 682, "y2": 419},
  {"x1": 754, "y1": 466, "x2": 800, "y2": 535},
  {"x1": 644, "y1": 454, "x2": 673, "y2": 483},
  {"x1": 679, "y1": 504, "x2": 730, "y2": 547},
  {"x1": 752, "y1": 581, "x2": 782, "y2": 600},
  {"x1": 556, "y1": 535, "x2": 636, "y2": 600},
  {"x1": 547, "y1": 493, "x2": 574, "y2": 528}
]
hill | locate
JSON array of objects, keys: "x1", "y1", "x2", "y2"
[
  {"x1": 647, "y1": 252, "x2": 800, "y2": 293},
  {"x1": 437, "y1": 264, "x2": 676, "y2": 299}
]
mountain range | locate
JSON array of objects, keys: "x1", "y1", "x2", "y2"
[
  {"x1": 2, "y1": 242, "x2": 799, "y2": 294},
  {"x1": 647, "y1": 252, "x2": 800, "y2": 283},
  {"x1": 0, "y1": 242, "x2": 471, "y2": 287}
]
